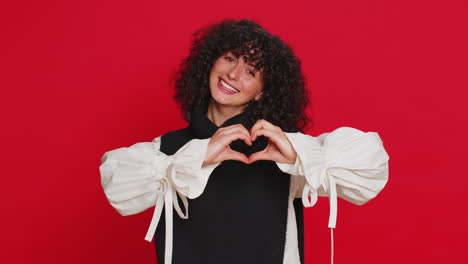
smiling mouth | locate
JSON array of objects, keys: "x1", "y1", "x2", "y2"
[{"x1": 218, "y1": 78, "x2": 239, "y2": 94}]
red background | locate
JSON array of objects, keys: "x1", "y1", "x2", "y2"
[{"x1": 2, "y1": 0, "x2": 467, "y2": 263}]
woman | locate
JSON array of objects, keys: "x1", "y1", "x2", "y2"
[{"x1": 100, "y1": 19, "x2": 389, "y2": 264}]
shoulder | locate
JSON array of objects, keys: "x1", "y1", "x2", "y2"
[{"x1": 160, "y1": 126, "x2": 195, "y2": 155}]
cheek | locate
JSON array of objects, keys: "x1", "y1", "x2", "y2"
[
  {"x1": 210, "y1": 64, "x2": 221, "y2": 81},
  {"x1": 245, "y1": 79, "x2": 263, "y2": 94},
  {"x1": 212, "y1": 59, "x2": 227, "y2": 72}
]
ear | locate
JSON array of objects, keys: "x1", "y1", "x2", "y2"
[{"x1": 254, "y1": 92, "x2": 263, "y2": 101}]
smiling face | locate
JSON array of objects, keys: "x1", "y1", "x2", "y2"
[{"x1": 208, "y1": 51, "x2": 264, "y2": 112}]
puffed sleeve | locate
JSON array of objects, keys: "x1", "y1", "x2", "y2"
[
  {"x1": 276, "y1": 127, "x2": 389, "y2": 228},
  {"x1": 100, "y1": 136, "x2": 220, "y2": 215},
  {"x1": 99, "y1": 136, "x2": 220, "y2": 264}
]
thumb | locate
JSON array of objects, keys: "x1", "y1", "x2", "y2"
[
  {"x1": 248, "y1": 149, "x2": 272, "y2": 164},
  {"x1": 221, "y1": 149, "x2": 249, "y2": 164}
]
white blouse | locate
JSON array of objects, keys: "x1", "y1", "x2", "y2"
[{"x1": 99, "y1": 126, "x2": 389, "y2": 264}]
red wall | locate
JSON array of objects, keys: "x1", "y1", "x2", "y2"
[{"x1": 2, "y1": 0, "x2": 467, "y2": 263}]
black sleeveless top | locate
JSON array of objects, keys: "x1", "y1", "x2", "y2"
[{"x1": 154, "y1": 101, "x2": 304, "y2": 264}]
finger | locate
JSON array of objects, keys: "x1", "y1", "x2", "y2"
[
  {"x1": 217, "y1": 132, "x2": 251, "y2": 148},
  {"x1": 248, "y1": 148, "x2": 272, "y2": 164},
  {"x1": 250, "y1": 119, "x2": 278, "y2": 140},
  {"x1": 224, "y1": 129, "x2": 252, "y2": 146},
  {"x1": 217, "y1": 124, "x2": 249, "y2": 136},
  {"x1": 229, "y1": 124, "x2": 253, "y2": 145},
  {"x1": 259, "y1": 119, "x2": 277, "y2": 130},
  {"x1": 251, "y1": 127, "x2": 279, "y2": 143},
  {"x1": 221, "y1": 149, "x2": 249, "y2": 164},
  {"x1": 249, "y1": 119, "x2": 265, "y2": 139},
  {"x1": 207, "y1": 129, "x2": 250, "y2": 157},
  {"x1": 224, "y1": 124, "x2": 251, "y2": 136},
  {"x1": 253, "y1": 129, "x2": 295, "y2": 158}
]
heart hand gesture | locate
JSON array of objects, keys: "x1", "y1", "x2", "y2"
[
  {"x1": 247, "y1": 119, "x2": 297, "y2": 164},
  {"x1": 203, "y1": 124, "x2": 252, "y2": 166},
  {"x1": 202, "y1": 120, "x2": 297, "y2": 166}
]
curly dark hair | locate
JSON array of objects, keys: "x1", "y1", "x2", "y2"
[{"x1": 172, "y1": 18, "x2": 311, "y2": 132}]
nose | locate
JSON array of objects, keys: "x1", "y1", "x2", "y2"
[{"x1": 227, "y1": 63, "x2": 242, "y2": 80}]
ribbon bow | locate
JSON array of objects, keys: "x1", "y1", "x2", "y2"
[{"x1": 144, "y1": 155, "x2": 189, "y2": 264}]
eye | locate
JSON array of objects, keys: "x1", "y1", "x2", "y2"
[
  {"x1": 225, "y1": 56, "x2": 235, "y2": 62},
  {"x1": 247, "y1": 70, "x2": 255, "y2": 76}
]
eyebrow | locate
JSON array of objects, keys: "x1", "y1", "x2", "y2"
[
  {"x1": 242, "y1": 56, "x2": 259, "y2": 70},
  {"x1": 227, "y1": 52, "x2": 260, "y2": 71}
]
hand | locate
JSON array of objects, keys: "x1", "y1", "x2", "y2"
[
  {"x1": 248, "y1": 119, "x2": 297, "y2": 164},
  {"x1": 203, "y1": 124, "x2": 253, "y2": 166}
]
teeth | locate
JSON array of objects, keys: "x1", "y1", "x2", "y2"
[{"x1": 220, "y1": 79, "x2": 239, "y2": 93}]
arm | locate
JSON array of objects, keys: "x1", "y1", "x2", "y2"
[
  {"x1": 99, "y1": 136, "x2": 221, "y2": 236},
  {"x1": 276, "y1": 127, "x2": 390, "y2": 228},
  {"x1": 99, "y1": 136, "x2": 221, "y2": 264}
]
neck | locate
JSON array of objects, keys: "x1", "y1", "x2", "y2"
[{"x1": 206, "y1": 98, "x2": 247, "y2": 127}]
